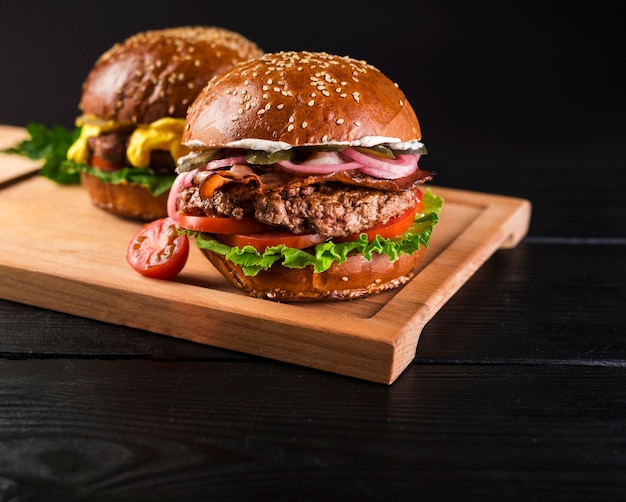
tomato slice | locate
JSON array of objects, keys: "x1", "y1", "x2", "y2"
[
  {"x1": 414, "y1": 188, "x2": 425, "y2": 213},
  {"x1": 127, "y1": 217, "x2": 189, "y2": 279},
  {"x1": 217, "y1": 230, "x2": 327, "y2": 252},
  {"x1": 178, "y1": 213, "x2": 271, "y2": 234},
  {"x1": 91, "y1": 155, "x2": 126, "y2": 171}
]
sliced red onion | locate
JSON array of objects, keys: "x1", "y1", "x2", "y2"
[
  {"x1": 341, "y1": 148, "x2": 420, "y2": 179},
  {"x1": 202, "y1": 155, "x2": 248, "y2": 171},
  {"x1": 277, "y1": 158, "x2": 363, "y2": 174},
  {"x1": 167, "y1": 169, "x2": 196, "y2": 222}
]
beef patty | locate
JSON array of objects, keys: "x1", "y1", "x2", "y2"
[{"x1": 177, "y1": 176, "x2": 417, "y2": 238}]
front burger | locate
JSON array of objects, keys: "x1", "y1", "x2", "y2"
[
  {"x1": 169, "y1": 51, "x2": 443, "y2": 301},
  {"x1": 66, "y1": 26, "x2": 263, "y2": 220}
]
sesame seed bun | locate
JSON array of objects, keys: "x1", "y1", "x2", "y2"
[
  {"x1": 202, "y1": 246, "x2": 427, "y2": 302},
  {"x1": 183, "y1": 50, "x2": 422, "y2": 150},
  {"x1": 76, "y1": 26, "x2": 263, "y2": 220},
  {"x1": 80, "y1": 26, "x2": 263, "y2": 124}
]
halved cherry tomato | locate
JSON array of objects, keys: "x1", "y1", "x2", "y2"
[
  {"x1": 91, "y1": 155, "x2": 126, "y2": 171},
  {"x1": 127, "y1": 217, "x2": 189, "y2": 279},
  {"x1": 178, "y1": 213, "x2": 271, "y2": 234},
  {"x1": 217, "y1": 230, "x2": 327, "y2": 252}
]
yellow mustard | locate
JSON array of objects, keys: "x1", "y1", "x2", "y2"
[{"x1": 66, "y1": 115, "x2": 188, "y2": 167}]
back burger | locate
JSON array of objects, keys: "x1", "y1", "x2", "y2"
[{"x1": 67, "y1": 26, "x2": 263, "y2": 220}]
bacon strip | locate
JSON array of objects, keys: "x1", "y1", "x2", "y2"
[{"x1": 195, "y1": 164, "x2": 434, "y2": 199}]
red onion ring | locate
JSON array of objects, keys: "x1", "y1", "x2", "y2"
[
  {"x1": 276, "y1": 158, "x2": 363, "y2": 174},
  {"x1": 203, "y1": 155, "x2": 247, "y2": 170},
  {"x1": 167, "y1": 169, "x2": 196, "y2": 222},
  {"x1": 341, "y1": 148, "x2": 419, "y2": 179}
]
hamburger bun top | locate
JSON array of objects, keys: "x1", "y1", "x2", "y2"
[
  {"x1": 182, "y1": 51, "x2": 423, "y2": 153},
  {"x1": 79, "y1": 26, "x2": 263, "y2": 125}
]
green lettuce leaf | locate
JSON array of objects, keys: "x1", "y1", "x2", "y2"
[
  {"x1": 188, "y1": 188, "x2": 444, "y2": 276},
  {"x1": 1, "y1": 122, "x2": 175, "y2": 195},
  {"x1": 79, "y1": 164, "x2": 176, "y2": 196},
  {"x1": 1, "y1": 122, "x2": 82, "y2": 184}
]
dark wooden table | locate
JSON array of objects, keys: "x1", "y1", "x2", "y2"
[{"x1": 1, "y1": 3, "x2": 625, "y2": 501}]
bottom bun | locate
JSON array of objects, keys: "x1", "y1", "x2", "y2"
[
  {"x1": 80, "y1": 172, "x2": 169, "y2": 221},
  {"x1": 201, "y1": 247, "x2": 427, "y2": 302}
]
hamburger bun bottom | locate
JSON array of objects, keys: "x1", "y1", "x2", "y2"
[
  {"x1": 80, "y1": 172, "x2": 169, "y2": 221},
  {"x1": 201, "y1": 246, "x2": 427, "y2": 302}
]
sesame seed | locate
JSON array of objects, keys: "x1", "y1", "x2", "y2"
[
  {"x1": 277, "y1": 104, "x2": 284, "y2": 109},
  {"x1": 307, "y1": 100, "x2": 315, "y2": 106},
  {"x1": 301, "y1": 121, "x2": 308, "y2": 128},
  {"x1": 336, "y1": 118, "x2": 344, "y2": 124},
  {"x1": 321, "y1": 135, "x2": 328, "y2": 142},
  {"x1": 287, "y1": 124, "x2": 294, "y2": 132}
]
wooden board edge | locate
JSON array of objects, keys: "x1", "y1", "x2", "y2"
[{"x1": 0, "y1": 265, "x2": 402, "y2": 384}]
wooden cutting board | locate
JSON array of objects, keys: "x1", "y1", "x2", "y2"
[{"x1": 0, "y1": 124, "x2": 532, "y2": 384}]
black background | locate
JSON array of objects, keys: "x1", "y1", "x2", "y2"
[{"x1": 0, "y1": 1, "x2": 624, "y2": 192}]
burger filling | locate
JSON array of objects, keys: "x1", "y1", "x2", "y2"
[
  {"x1": 65, "y1": 115, "x2": 188, "y2": 195},
  {"x1": 177, "y1": 170, "x2": 419, "y2": 238},
  {"x1": 170, "y1": 146, "x2": 443, "y2": 276},
  {"x1": 87, "y1": 130, "x2": 177, "y2": 174}
]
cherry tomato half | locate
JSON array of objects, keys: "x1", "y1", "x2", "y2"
[{"x1": 127, "y1": 217, "x2": 189, "y2": 279}]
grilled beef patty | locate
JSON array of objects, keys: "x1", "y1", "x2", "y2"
[{"x1": 177, "y1": 175, "x2": 417, "y2": 238}]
